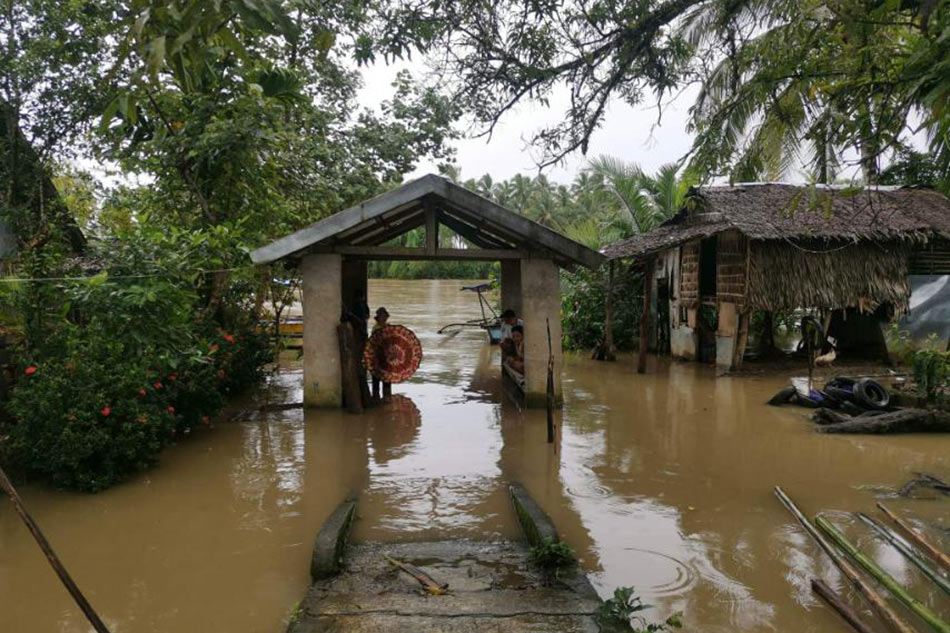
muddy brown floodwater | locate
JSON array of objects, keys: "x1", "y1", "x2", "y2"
[{"x1": 2, "y1": 279, "x2": 948, "y2": 633}]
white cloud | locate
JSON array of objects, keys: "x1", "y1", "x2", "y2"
[{"x1": 359, "y1": 60, "x2": 699, "y2": 184}]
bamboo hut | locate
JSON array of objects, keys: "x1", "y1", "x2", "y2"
[{"x1": 603, "y1": 183, "x2": 950, "y2": 372}]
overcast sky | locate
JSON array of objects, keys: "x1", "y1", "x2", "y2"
[{"x1": 360, "y1": 60, "x2": 700, "y2": 185}]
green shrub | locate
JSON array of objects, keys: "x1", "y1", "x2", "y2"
[
  {"x1": 6, "y1": 355, "x2": 180, "y2": 491},
  {"x1": 595, "y1": 586, "x2": 683, "y2": 632},
  {"x1": 912, "y1": 348, "x2": 949, "y2": 406},
  {"x1": 1, "y1": 270, "x2": 272, "y2": 491},
  {"x1": 530, "y1": 537, "x2": 576, "y2": 571}
]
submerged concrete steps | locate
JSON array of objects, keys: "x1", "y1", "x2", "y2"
[{"x1": 289, "y1": 540, "x2": 603, "y2": 633}]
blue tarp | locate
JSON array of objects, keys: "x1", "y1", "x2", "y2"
[{"x1": 899, "y1": 275, "x2": 950, "y2": 345}]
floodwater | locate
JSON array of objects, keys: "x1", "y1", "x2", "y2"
[{"x1": 2, "y1": 279, "x2": 948, "y2": 633}]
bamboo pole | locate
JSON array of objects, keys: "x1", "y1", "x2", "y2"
[
  {"x1": 811, "y1": 578, "x2": 877, "y2": 633},
  {"x1": 0, "y1": 465, "x2": 111, "y2": 633},
  {"x1": 858, "y1": 513, "x2": 950, "y2": 595},
  {"x1": 878, "y1": 502, "x2": 950, "y2": 573},
  {"x1": 816, "y1": 515, "x2": 950, "y2": 633},
  {"x1": 773, "y1": 487, "x2": 915, "y2": 633}
]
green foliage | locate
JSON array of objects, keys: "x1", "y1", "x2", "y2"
[
  {"x1": 530, "y1": 538, "x2": 576, "y2": 571},
  {"x1": 595, "y1": 586, "x2": 683, "y2": 633},
  {"x1": 562, "y1": 266, "x2": 642, "y2": 352},
  {"x1": 912, "y1": 348, "x2": 950, "y2": 406}
]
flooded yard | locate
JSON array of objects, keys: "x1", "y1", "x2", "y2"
[{"x1": 1, "y1": 279, "x2": 948, "y2": 632}]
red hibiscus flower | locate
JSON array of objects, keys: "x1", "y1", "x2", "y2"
[
  {"x1": 100, "y1": 406, "x2": 112, "y2": 417},
  {"x1": 24, "y1": 365, "x2": 37, "y2": 376},
  {"x1": 167, "y1": 405, "x2": 176, "y2": 415},
  {"x1": 153, "y1": 381, "x2": 163, "y2": 390},
  {"x1": 223, "y1": 333, "x2": 235, "y2": 344}
]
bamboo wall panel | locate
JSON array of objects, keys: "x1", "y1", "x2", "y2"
[
  {"x1": 717, "y1": 230, "x2": 748, "y2": 306},
  {"x1": 679, "y1": 240, "x2": 700, "y2": 307},
  {"x1": 909, "y1": 238, "x2": 950, "y2": 275}
]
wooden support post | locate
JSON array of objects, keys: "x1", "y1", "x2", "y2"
[
  {"x1": 0, "y1": 465, "x2": 111, "y2": 633},
  {"x1": 638, "y1": 258, "x2": 654, "y2": 374},
  {"x1": 337, "y1": 321, "x2": 363, "y2": 414},
  {"x1": 732, "y1": 310, "x2": 750, "y2": 369},
  {"x1": 425, "y1": 207, "x2": 438, "y2": 256},
  {"x1": 546, "y1": 318, "x2": 555, "y2": 444}
]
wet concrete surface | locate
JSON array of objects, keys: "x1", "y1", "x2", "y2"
[{"x1": 290, "y1": 540, "x2": 602, "y2": 633}]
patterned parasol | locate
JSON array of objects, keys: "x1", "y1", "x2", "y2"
[{"x1": 363, "y1": 325, "x2": 422, "y2": 383}]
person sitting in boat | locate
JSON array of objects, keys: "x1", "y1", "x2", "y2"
[
  {"x1": 503, "y1": 325, "x2": 525, "y2": 374},
  {"x1": 499, "y1": 309, "x2": 523, "y2": 357},
  {"x1": 370, "y1": 307, "x2": 393, "y2": 401}
]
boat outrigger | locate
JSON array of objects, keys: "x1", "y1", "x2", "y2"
[{"x1": 437, "y1": 279, "x2": 502, "y2": 344}]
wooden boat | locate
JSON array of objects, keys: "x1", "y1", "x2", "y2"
[{"x1": 502, "y1": 363, "x2": 525, "y2": 391}]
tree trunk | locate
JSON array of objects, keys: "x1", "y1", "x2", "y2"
[
  {"x1": 593, "y1": 261, "x2": 616, "y2": 361},
  {"x1": 817, "y1": 409, "x2": 950, "y2": 434},
  {"x1": 637, "y1": 258, "x2": 653, "y2": 374}
]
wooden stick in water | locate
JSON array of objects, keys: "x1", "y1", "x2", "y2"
[
  {"x1": 858, "y1": 513, "x2": 950, "y2": 595},
  {"x1": 816, "y1": 515, "x2": 950, "y2": 633},
  {"x1": 811, "y1": 578, "x2": 876, "y2": 633},
  {"x1": 878, "y1": 502, "x2": 950, "y2": 573},
  {"x1": 0, "y1": 465, "x2": 111, "y2": 633},
  {"x1": 546, "y1": 317, "x2": 555, "y2": 444},
  {"x1": 385, "y1": 555, "x2": 448, "y2": 596},
  {"x1": 774, "y1": 487, "x2": 915, "y2": 633}
]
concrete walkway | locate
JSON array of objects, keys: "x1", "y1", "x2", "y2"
[{"x1": 289, "y1": 540, "x2": 604, "y2": 633}]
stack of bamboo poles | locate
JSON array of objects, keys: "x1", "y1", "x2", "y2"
[{"x1": 775, "y1": 487, "x2": 950, "y2": 633}]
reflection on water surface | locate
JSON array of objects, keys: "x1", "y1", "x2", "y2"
[{"x1": 1, "y1": 279, "x2": 947, "y2": 632}]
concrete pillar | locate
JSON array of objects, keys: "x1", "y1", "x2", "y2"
[
  {"x1": 500, "y1": 260, "x2": 522, "y2": 316},
  {"x1": 520, "y1": 258, "x2": 562, "y2": 408},
  {"x1": 302, "y1": 254, "x2": 343, "y2": 407},
  {"x1": 715, "y1": 301, "x2": 739, "y2": 374}
]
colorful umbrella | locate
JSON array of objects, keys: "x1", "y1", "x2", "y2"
[{"x1": 363, "y1": 325, "x2": 422, "y2": 383}]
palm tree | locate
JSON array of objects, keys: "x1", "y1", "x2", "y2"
[{"x1": 586, "y1": 156, "x2": 689, "y2": 239}]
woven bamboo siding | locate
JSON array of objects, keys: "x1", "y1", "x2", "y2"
[
  {"x1": 909, "y1": 238, "x2": 950, "y2": 275},
  {"x1": 679, "y1": 240, "x2": 700, "y2": 307},
  {"x1": 717, "y1": 231, "x2": 748, "y2": 305},
  {"x1": 748, "y1": 241, "x2": 910, "y2": 314}
]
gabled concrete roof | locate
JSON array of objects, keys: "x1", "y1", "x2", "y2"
[{"x1": 249, "y1": 174, "x2": 604, "y2": 269}]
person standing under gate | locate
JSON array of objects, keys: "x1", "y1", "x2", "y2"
[{"x1": 369, "y1": 307, "x2": 393, "y2": 402}]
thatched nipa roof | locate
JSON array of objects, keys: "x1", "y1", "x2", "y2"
[
  {"x1": 603, "y1": 183, "x2": 950, "y2": 260},
  {"x1": 748, "y1": 241, "x2": 910, "y2": 314}
]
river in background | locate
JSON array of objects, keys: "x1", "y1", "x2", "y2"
[{"x1": 1, "y1": 279, "x2": 948, "y2": 632}]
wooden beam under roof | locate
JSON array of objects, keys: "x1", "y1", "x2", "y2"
[
  {"x1": 437, "y1": 212, "x2": 513, "y2": 250},
  {"x1": 347, "y1": 210, "x2": 426, "y2": 246},
  {"x1": 308, "y1": 245, "x2": 530, "y2": 261}
]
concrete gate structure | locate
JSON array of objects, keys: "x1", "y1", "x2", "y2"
[{"x1": 250, "y1": 174, "x2": 604, "y2": 409}]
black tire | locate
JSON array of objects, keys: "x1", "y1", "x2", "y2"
[
  {"x1": 853, "y1": 378, "x2": 890, "y2": 410},
  {"x1": 823, "y1": 385, "x2": 855, "y2": 404},
  {"x1": 767, "y1": 386, "x2": 797, "y2": 406},
  {"x1": 824, "y1": 376, "x2": 856, "y2": 390}
]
